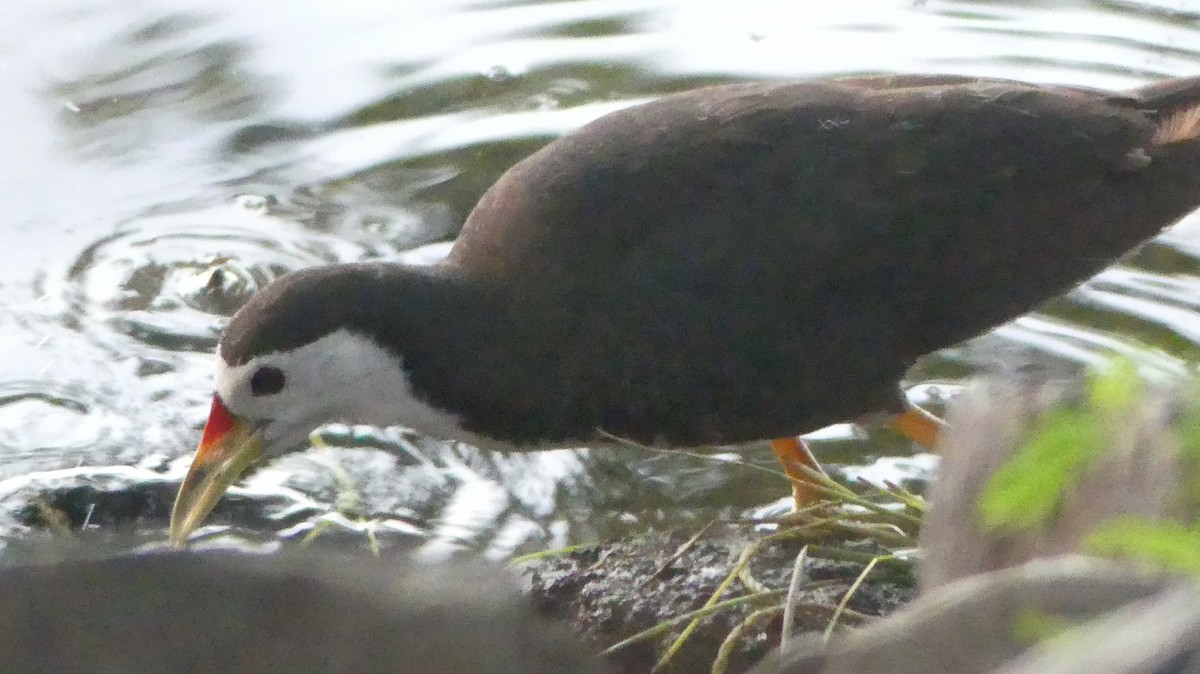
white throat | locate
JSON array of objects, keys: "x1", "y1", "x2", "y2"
[{"x1": 213, "y1": 329, "x2": 513, "y2": 452}]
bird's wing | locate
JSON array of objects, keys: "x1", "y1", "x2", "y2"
[
  {"x1": 442, "y1": 77, "x2": 1200, "y2": 443},
  {"x1": 451, "y1": 78, "x2": 1158, "y2": 299}
]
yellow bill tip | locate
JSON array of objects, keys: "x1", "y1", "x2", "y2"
[{"x1": 168, "y1": 397, "x2": 263, "y2": 546}]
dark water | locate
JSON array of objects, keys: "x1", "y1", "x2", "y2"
[{"x1": 2, "y1": 0, "x2": 1200, "y2": 561}]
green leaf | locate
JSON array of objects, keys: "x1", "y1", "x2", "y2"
[
  {"x1": 978, "y1": 359, "x2": 1150, "y2": 532},
  {"x1": 1173, "y1": 395, "x2": 1200, "y2": 510},
  {"x1": 978, "y1": 408, "x2": 1102, "y2": 531},
  {"x1": 1175, "y1": 379, "x2": 1200, "y2": 460},
  {"x1": 1088, "y1": 357, "x2": 1141, "y2": 413},
  {"x1": 1085, "y1": 517, "x2": 1200, "y2": 575},
  {"x1": 1011, "y1": 606, "x2": 1078, "y2": 646}
]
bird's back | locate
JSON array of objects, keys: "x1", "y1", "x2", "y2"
[{"x1": 442, "y1": 75, "x2": 1200, "y2": 446}]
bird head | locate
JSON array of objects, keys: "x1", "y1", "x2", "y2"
[{"x1": 168, "y1": 264, "x2": 455, "y2": 545}]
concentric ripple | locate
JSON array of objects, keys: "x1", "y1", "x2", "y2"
[
  {"x1": 62, "y1": 197, "x2": 390, "y2": 353},
  {"x1": 0, "y1": 379, "x2": 120, "y2": 457}
]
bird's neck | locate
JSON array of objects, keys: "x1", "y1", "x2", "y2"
[{"x1": 357, "y1": 263, "x2": 583, "y2": 448}]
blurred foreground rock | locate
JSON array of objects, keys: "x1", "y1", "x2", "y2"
[
  {"x1": 751, "y1": 555, "x2": 1197, "y2": 674},
  {"x1": 0, "y1": 550, "x2": 605, "y2": 674},
  {"x1": 757, "y1": 377, "x2": 1200, "y2": 674},
  {"x1": 920, "y1": 378, "x2": 1189, "y2": 589}
]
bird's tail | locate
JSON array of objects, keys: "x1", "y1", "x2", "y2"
[{"x1": 1129, "y1": 75, "x2": 1200, "y2": 146}]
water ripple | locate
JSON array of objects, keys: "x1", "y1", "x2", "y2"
[{"x1": 60, "y1": 198, "x2": 385, "y2": 353}]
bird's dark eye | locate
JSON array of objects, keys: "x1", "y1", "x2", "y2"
[{"x1": 250, "y1": 366, "x2": 286, "y2": 396}]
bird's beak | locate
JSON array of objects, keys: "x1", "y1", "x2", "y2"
[{"x1": 168, "y1": 396, "x2": 263, "y2": 546}]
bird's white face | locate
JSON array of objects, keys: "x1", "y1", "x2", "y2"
[
  {"x1": 169, "y1": 328, "x2": 481, "y2": 545},
  {"x1": 213, "y1": 328, "x2": 425, "y2": 454}
]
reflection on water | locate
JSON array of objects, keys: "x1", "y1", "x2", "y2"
[{"x1": 2, "y1": 0, "x2": 1200, "y2": 559}]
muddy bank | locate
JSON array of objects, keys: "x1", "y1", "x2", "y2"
[{"x1": 520, "y1": 524, "x2": 915, "y2": 674}]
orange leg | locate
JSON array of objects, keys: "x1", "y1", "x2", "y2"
[
  {"x1": 770, "y1": 436, "x2": 828, "y2": 509},
  {"x1": 772, "y1": 405, "x2": 946, "y2": 510},
  {"x1": 890, "y1": 404, "x2": 946, "y2": 449}
]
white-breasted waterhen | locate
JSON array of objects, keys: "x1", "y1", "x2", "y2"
[{"x1": 169, "y1": 74, "x2": 1200, "y2": 544}]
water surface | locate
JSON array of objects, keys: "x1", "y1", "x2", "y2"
[{"x1": 2, "y1": 0, "x2": 1200, "y2": 560}]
